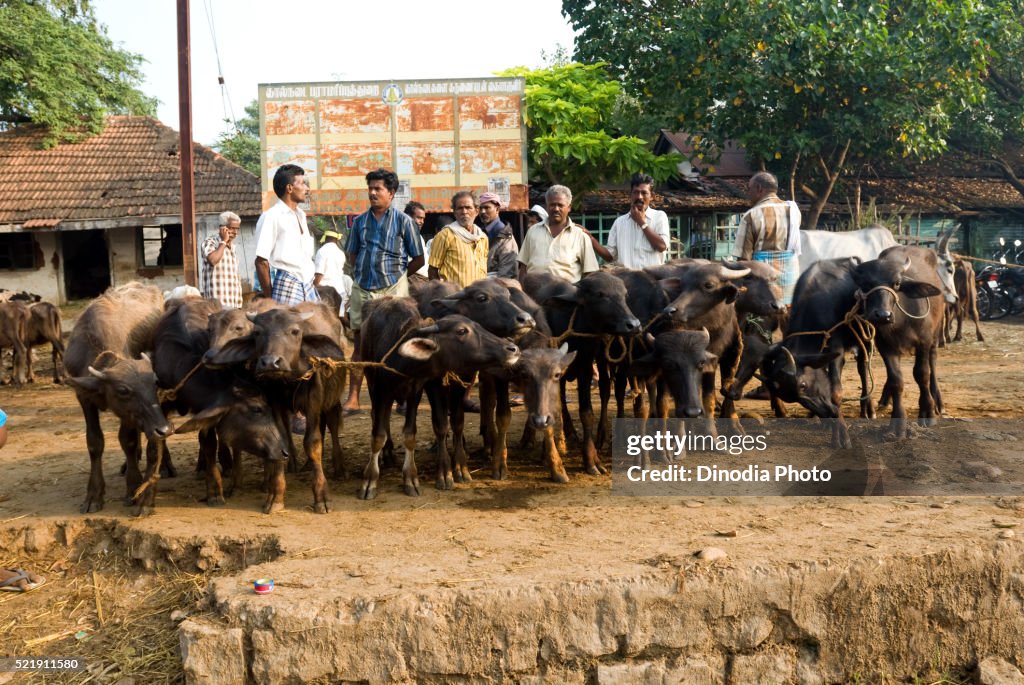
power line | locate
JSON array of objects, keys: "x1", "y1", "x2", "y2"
[{"x1": 202, "y1": 0, "x2": 237, "y2": 132}]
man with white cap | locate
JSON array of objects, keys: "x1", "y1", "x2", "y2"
[
  {"x1": 526, "y1": 204, "x2": 548, "y2": 228},
  {"x1": 313, "y1": 228, "x2": 353, "y2": 316},
  {"x1": 476, "y1": 191, "x2": 519, "y2": 278}
]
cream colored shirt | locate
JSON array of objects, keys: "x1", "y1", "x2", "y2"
[
  {"x1": 518, "y1": 221, "x2": 599, "y2": 284},
  {"x1": 606, "y1": 208, "x2": 671, "y2": 268}
]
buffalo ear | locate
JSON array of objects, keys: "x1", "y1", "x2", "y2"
[
  {"x1": 703, "y1": 352, "x2": 719, "y2": 368},
  {"x1": 900, "y1": 280, "x2": 942, "y2": 299},
  {"x1": 66, "y1": 375, "x2": 103, "y2": 397},
  {"x1": 658, "y1": 277, "x2": 682, "y2": 300},
  {"x1": 301, "y1": 334, "x2": 345, "y2": 360},
  {"x1": 722, "y1": 283, "x2": 740, "y2": 304},
  {"x1": 549, "y1": 290, "x2": 580, "y2": 306},
  {"x1": 398, "y1": 337, "x2": 438, "y2": 361},
  {"x1": 435, "y1": 294, "x2": 465, "y2": 311},
  {"x1": 628, "y1": 353, "x2": 660, "y2": 379},
  {"x1": 205, "y1": 334, "x2": 256, "y2": 367},
  {"x1": 559, "y1": 350, "x2": 577, "y2": 372},
  {"x1": 801, "y1": 351, "x2": 842, "y2": 369},
  {"x1": 176, "y1": 404, "x2": 232, "y2": 434}
]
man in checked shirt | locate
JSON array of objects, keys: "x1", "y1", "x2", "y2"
[{"x1": 200, "y1": 210, "x2": 244, "y2": 309}]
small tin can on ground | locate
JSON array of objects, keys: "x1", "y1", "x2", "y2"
[{"x1": 253, "y1": 578, "x2": 274, "y2": 594}]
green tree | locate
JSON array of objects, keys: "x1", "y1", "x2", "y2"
[
  {"x1": 499, "y1": 62, "x2": 680, "y2": 202},
  {"x1": 0, "y1": 0, "x2": 156, "y2": 147},
  {"x1": 565, "y1": 0, "x2": 1001, "y2": 228},
  {"x1": 214, "y1": 100, "x2": 260, "y2": 176},
  {"x1": 949, "y1": 1, "x2": 1024, "y2": 196}
]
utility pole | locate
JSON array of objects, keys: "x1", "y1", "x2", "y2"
[{"x1": 177, "y1": 0, "x2": 197, "y2": 285}]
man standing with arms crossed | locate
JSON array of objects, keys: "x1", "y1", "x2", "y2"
[
  {"x1": 342, "y1": 168, "x2": 425, "y2": 414},
  {"x1": 517, "y1": 185, "x2": 599, "y2": 284},
  {"x1": 254, "y1": 164, "x2": 319, "y2": 305}
]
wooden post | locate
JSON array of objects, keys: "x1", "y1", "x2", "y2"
[{"x1": 177, "y1": 0, "x2": 197, "y2": 286}]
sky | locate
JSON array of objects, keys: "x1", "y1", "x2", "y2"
[{"x1": 91, "y1": 0, "x2": 578, "y2": 146}]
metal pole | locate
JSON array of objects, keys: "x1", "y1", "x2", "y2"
[{"x1": 177, "y1": 0, "x2": 197, "y2": 286}]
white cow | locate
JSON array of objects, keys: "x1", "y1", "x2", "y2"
[
  {"x1": 798, "y1": 225, "x2": 898, "y2": 275},
  {"x1": 798, "y1": 224, "x2": 957, "y2": 304}
]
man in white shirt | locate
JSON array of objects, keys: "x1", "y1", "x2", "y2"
[
  {"x1": 313, "y1": 229, "x2": 353, "y2": 315},
  {"x1": 517, "y1": 185, "x2": 599, "y2": 284},
  {"x1": 591, "y1": 173, "x2": 670, "y2": 269},
  {"x1": 254, "y1": 164, "x2": 319, "y2": 305}
]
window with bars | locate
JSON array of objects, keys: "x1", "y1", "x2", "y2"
[
  {"x1": 140, "y1": 224, "x2": 183, "y2": 267},
  {"x1": 0, "y1": 233, "x2": 37, "y2": 270},
  {"x1": 577, "y1": 213, "x2": 696, "y2": 261}
]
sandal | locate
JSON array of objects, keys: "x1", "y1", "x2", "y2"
[{"x1": 0, "y1": 569, "x2": 46, "y2": 593}]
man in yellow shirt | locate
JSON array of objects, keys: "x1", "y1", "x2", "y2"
[{"x1": 429, "y1": 191, "x2": 489, "y2": 287}]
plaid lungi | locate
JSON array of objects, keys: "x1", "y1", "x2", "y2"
[
  {"x1": 752, "y1": 250, "x2": 798, "y2": 305},
  {"x1": 271, "y1": 269, "x2": 320, "y2": 306}
]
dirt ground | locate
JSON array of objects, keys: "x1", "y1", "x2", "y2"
[{"x1": 0, "y1": 313, "x2": 1023, "y2": 683}]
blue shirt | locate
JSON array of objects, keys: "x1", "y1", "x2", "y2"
[
  {"x1": 0, "y1": 408, "x2": 7, "y2": 428},
  {"x1": 346, "y1": 207, "x2": 424, "y2": 290}
]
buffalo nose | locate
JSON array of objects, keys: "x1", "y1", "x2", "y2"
[
  {"x1": 154, "y1": 424, "x2": 172, "y2": 438},
  {"x1": 504, "y1": 343, "x2": 519, "y2": 354},
  {"x1": 872, "y1": 309, "x2": 894, "y2": 324},
  {"x1": 257, "y1": 355, "x2": 283, "y2": 371},
  {"x1": 515, "y1": 313, "x2": 535, "y2": 328},
  {"x1": 530, "y1": 415, "x2": 552, "y2": 429},
  {"x1": 621, "y1": 317, "x2": 642, "y2": 334},
  {"x1": 684, "y1": 407, "x2": 702, "y2": 418},
  {"x1": 771, "y1": 300, "x2": 786, "y2": 311},
  {"x1": 662, "y1": 306, "x2": 677, "y2": 317}
]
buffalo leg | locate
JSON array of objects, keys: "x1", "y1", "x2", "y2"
[
  {"x1": 303, "y1": 406, "x2": 330, "y2": 513},
  {"x1": 428, "y1": 386, "x2": 454, "y2": 491},
  {"x1": 200, "y1": 427, "x2": 226, "y2": 506},
  {"x1": 401, "y1": 387, "x2": 423, "y2": 497},
  {"x1": 326, "y1": 404, "x2": 345, "y2": 479},
  {"x1": 881, "y1": 351, "x2": 908, "y2": 438},
  {"x1": 479, "y1": 374, "x2": 498, "y2": 457},
  {"x1": 133, "y1": 437, "x2": 163, "y2": 517},
  {"x1": 228, "y1": 448, "x2": 244, "y2": 497},
  {"x1": 855, "y1": 350, "x2": 876, "y2": 419},
  {"x1": 492, "y1": 378, "x2": 512, "y2": 480},
  {"x1": 915, "y1": 345, "x2": 937, "y2": 427},
  {"x1": 595, "y1": 358, "x2": 613, "y2": 449},
  {"x1": 701, "y1": 371, "x2": 718, "y2": 438},
  {"x1": 928, "y1": 343, "x2": 943, "y2": 416},
  {"x1": 117, "y1": 423, "x2": 144, "y2": 506},
  {"x1": 360, "y1": 386, "x2": 389, "y2": 500},
  {"x1": 79, "y1": 400, "x2": 106, "y2": 513},
  {"x1": 451, "y1": 385, "x2": 473, "y2": 483},
  {"x1": 578, "y1": 366, "x2": 607, "y2": 475},
  {"x1": 828, "y1": 359, "x2": 852, "y2": 449},
  {"x1": 559, "y1": 376, "x2": 579, "y2": 445},
  {"x1": 263, "y1": 460, "x2": 286, "y2": 513}
]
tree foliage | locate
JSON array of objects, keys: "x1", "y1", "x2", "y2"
[
  {"x1": 565, "y1": 0, "x2": 1005, "y2": 227},
  {"x1": 214, "y1": 100, "x2": 260, "y2": 176},
  {"x1": 0, "y1": 0, "x2": 156, "y2": 147},
  {"x1": 499, "y1": 62, "x2": 680, "y2": 201},
  {"x1": 948, "y1": 1, "x2": 1024, "y2": 196}
]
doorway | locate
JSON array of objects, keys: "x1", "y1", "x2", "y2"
[{"x1": 62, "y1": 230, "x2": 111, "y2": 300}]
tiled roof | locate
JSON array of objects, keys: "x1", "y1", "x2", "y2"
[
  {"x1": 0, "y1": 116, "x2": 261, "y2": 227},
  {"x1": 580, "y1": 180, "x2": 749, "y2": 214}
]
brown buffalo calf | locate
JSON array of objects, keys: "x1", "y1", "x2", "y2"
[
  {"x1": 0, "y1": 301, "x2": 30, "y2": 386},
  {"x1": 25, "y1": 302, "x2": 64, "y2": 383}
]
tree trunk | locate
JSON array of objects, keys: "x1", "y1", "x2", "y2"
[
  {"x1": 989, "y1": 155, "x2": 1024, "y2": 198},
  {"x1": 802, "y1": 140, "x2": 851, "y2": 230}
]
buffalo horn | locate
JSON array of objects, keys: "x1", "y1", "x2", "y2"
[
  {"x1": 699, "y1": 326, "x2": 711, "y2": 344},
  {"x1": 936, "y1": 227, "x2": 955, "y2": 256},
  {"x1": 87, "y1": 366, "x2": 107, "y2": 380},
  {"x1": 414, "y1": 323, "x2": 440, "y2": 335},
  {"x1": 782, "y1": 347, "x2": 798, "y2": 376},
  {"x1": 718, "y1": 266, "x2": 750, "y2": 280},
  {"x1": 900, "y1": 256, "x2": 912, "y2": 273}
]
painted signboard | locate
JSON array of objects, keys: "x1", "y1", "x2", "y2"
[{"x1": 258, "y1": 77, "x2": 528, "y2": 213}]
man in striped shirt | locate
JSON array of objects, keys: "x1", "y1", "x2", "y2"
[
  {"x1": 429, "y1": 191, "x2": 489, "y2": 287},
  {"x1": 731, "y1": 171, "x2": 801, "y2": 305},
  {"x1": 342, "y1": 168, "x2": 425, "y2": 414}
]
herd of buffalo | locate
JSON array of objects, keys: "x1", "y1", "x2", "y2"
[{"x1": 0, "y1": 225, "x2": 986, "y2": 515}]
